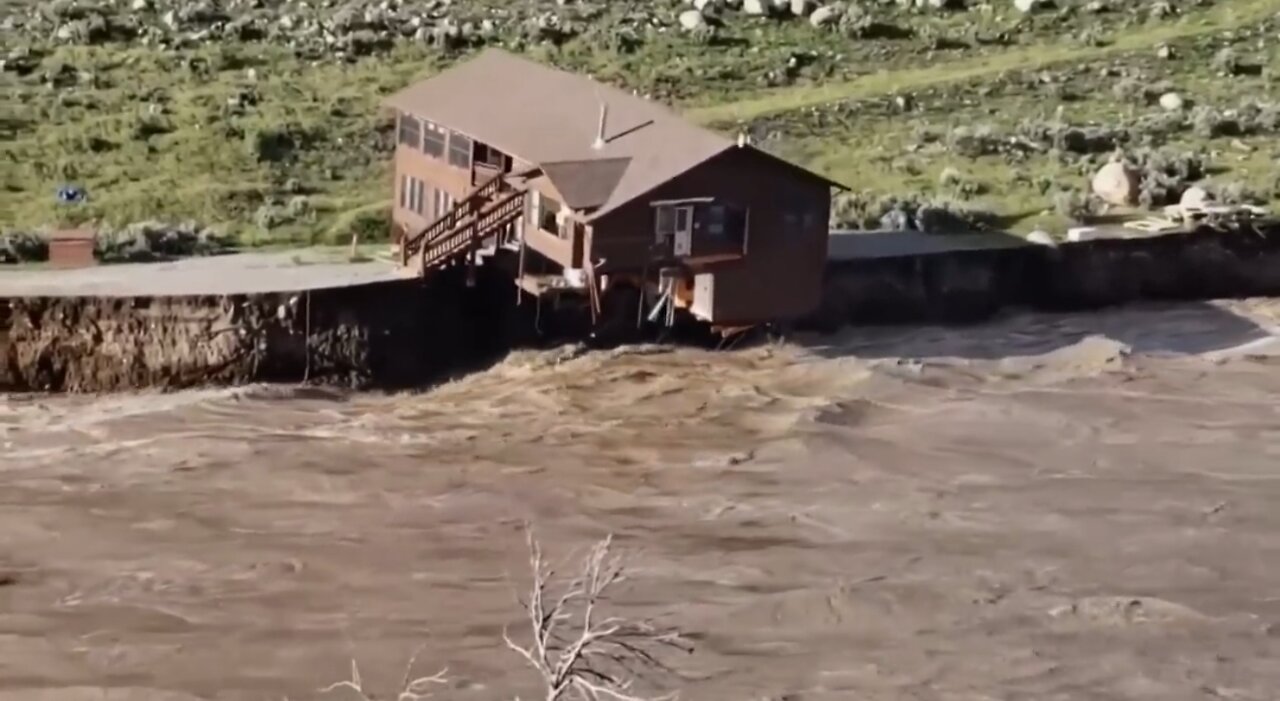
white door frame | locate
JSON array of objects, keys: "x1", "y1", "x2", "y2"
[{"x1": 672, "y1": 205, "x2": 694, "y2": 256}]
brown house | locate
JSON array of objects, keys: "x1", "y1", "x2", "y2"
[{"x1": 384, "y1": 49, "x2": 842, "y2": 329}]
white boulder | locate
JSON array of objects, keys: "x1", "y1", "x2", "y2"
[
  {"x1": 1091, "y1": 162, "x2": 1141, "y2": 207},
  {"x1": 1026, "y1": 229, "x2": 1056, "y2": 246},
  {"x1": 1180, "y1": 186, "x2": 1214, "y2": 209},
  {"x1": 810, "y1": 4, "x2": 842, "y2": 26},
  {"x1": 1158, "y1": 92, "x2": 1185, "y2": 111},
  {"x1": 678, "y1": 9, "x2": 708, "y2": 30}
]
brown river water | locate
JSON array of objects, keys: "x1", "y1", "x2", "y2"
[{"x1": 2, "y1": 299, "x2": 1279, "y2": 701}]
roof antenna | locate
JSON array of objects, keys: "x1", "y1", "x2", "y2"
[{"x1": 593, "y1": 98, "x2": 608, "y2": 150}]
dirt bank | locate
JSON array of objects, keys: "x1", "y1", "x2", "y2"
[
  {"x1": 810, "y1": 226, "x2": 1280, "y2": 328},
  {"x1": 4, "y1": 226, "x2": 1279, "y2": 393},
  {"x1": 0, "y1": 268, "x2": 517, "y2": 393}
]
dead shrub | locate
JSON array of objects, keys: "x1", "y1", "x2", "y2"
[{"x1": 504, "y1": 530, "x2": 691, "y2": 701}]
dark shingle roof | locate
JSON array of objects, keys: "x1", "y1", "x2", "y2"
[
  {"x1": 384, "y1": 49, "x2": 736, "y2": 219},
  {"x1": 384, "y1": 49, "x2": 843, "y2": 219}
]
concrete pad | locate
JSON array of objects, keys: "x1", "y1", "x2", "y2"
[{"x1": 0, "y1": 251, "x2": 404, "y2": 298}]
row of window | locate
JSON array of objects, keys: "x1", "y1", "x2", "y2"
[
  {"x1": 654, "y1": 203, "x2": 748, "y2": 246},
  {"x1": 399, "y1": 174, "x2": 453, "y2": 218},
  {"x1": 398, "y1": 112, "x2": 473, "y2": 170},
  {"x1": 400, "y1": 174, "x2": 425, "y2": 215}
]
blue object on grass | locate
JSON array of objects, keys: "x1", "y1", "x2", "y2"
[{"x1": 56, "y1": 185, "x2": 87, "y2": 204}]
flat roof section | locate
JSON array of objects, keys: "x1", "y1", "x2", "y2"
[{"x1": 0, "y1": 251, "x2": 404, "y2": 298}]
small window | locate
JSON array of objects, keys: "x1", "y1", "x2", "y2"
[
  {"x1": 399, "y1": 174, "x2": 409, "y2": 210},
  {"x1": 423, "y1": 121, "x2": 446, "y2": 158},
  {"x1": 398, "y1": 113, "x2": 420, "y2": 148},
  {"x1": 674, "y1": 207, "x2": 692, "y2": 234},
  {"x1": 433, "y1": 188, "x2": 454, "y2": 219},
  {"x1": 706, "y1": 205, "x2": 726, "y2": 237},
  {"x1": 704, "y1": 202, "x2": 748, "y2": 246},
  {"x1": 413, "y1": 179, "x2": 425, "y2": 215},
  {"x1": 725, "y1": 206, "x2": 748, "y2": 245},
  {"x1": 538, "y1": 195, "x2": 561, "y2": 234},
  {"x1": 655, "y1": 206, "x2": 676, "y2": 243},
  {"x1": 476, "y1": 143, "x2": 506, "y2": 169},
  {"x1": 448, "y1": 132, "x2": 473, "y2": 169}
]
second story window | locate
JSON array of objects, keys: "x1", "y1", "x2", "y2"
[
  {"x1": 423, "y1": 121, "x2": 446, "y2": 158},
  {"x1": 448, "y1": 132, "x2": 472, "y2": 169},
  {"x1": 537, "y1": 194, "x2": 561, "y2": 234},
  {"x1": 397, "y1": 113, "x2": 420, "y2": 148},
  {"x1": 705, "y1": 203, "x2": 747, "y2": 245},
  {"x1": 475, "y1": 143, "x2": 507, "y2": 170}
]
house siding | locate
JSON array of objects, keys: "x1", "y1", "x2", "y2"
[
  {"x1": 522, "y1": 179, "x2": 584, "y2": 269},
  {"x1": 590, "y1": 147, "x2": 831, "y2": 323},
  {"x1": 392, "y1": 143, "x2": 474, "y2": 240}
]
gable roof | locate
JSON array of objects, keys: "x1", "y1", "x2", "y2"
[
  {"x1": 536, "y1": 158, "x2": 632, "y2": 211},
  {"x1": 384, "y1": 49, "x2": 839, "y2": 220}
]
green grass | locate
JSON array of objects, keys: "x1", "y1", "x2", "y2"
[
  {"x1": 775, "y1": 53, "x2": 1280, "y2": 232},
  {"x1": 689, "y1": 0, "x2": 1280, "y2": 125},
  {"x1": 1, "y1": 0, "x2": 1275, "y2": 243}
]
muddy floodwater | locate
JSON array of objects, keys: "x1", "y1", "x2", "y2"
[{"x1": 3, "y1": 299, "x2": 1279, "y2": 701}]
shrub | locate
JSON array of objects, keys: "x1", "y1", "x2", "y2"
[
  {"x1": 254, "y1": 203, "x2": 290, "y2": 230},
  {"x1": 1190, "y1": 105, "x2": 1242, "y2": 139},
  {"x1": 316, "y1": 203, "x2": 392, "y2": 246},
  {"x1": 1211, "y1": 48, "x2": 1241, "y2": 76},
  {"x1": 1124, "y1": 147, "x2": 1208, "y2": 208},
  {"x1": 947, "y1": 124, "x2": 1002, "y2": 158},
  {"x1": 1053, "y1": 189, "x2": 1098, "y2": 224},
  {"x1": 0, "y1": 230, "x2": 48, "y2": 263},
  {"x1": 1207, "y1": 181, "x2": 1262, "y2": 205},
  {"x1": 93, "y1": 221, "x2": 231, "y2": 262}
]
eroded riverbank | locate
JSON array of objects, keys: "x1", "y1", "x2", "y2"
[{"x1": 3, "y1": 225, "x2": 1279, "y2": 393}]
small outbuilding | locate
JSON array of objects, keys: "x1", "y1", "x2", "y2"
[{"x1": 47, "y1": 228, "x2": 97, "y2": 269}]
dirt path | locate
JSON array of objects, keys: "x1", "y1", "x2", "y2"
[{"x1": 1, "y1": 300, "x2": 1278, "y2": 700}]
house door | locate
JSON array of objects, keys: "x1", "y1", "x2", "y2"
[{"x1": 672, "y1": 206, "x2": 694, "y2": 257}]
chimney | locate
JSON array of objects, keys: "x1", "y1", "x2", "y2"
[
  {"x1": 737, "y1": 132, "x2": 749, "y2": 147},
  {"x1": 593, "y1": 101, "x2": 608, "y2": 150}
]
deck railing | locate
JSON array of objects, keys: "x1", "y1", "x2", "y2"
[
  {"x1": 420, "y1": 189, "x2": 527, "y2": 272},
  {"x1": 400, "y1": 173, "x2": 508, "y2": 265}
]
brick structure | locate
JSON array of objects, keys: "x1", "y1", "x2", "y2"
[{"x1": 47, "y1": 228, "x2": 97, "y2": 269}]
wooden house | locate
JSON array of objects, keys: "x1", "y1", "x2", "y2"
[{"x1": 383, "y1": 49, "x2": 843, "y2": 331}]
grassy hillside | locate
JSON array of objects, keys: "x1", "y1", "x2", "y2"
[{"x1": 1, "y1": 0, "x2": 1276, "y2": 245}]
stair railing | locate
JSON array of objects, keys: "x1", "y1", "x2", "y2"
[
  {"x1": 400, "y1": 173, "x2": 509, "y2": 265},
  {"x1": 420, "y1": 190, "x2": 526, "y2": 272}
]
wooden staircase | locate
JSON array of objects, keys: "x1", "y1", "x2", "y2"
[{"x1": 400, "y1": 174, "x2": 525, "y2": 277}]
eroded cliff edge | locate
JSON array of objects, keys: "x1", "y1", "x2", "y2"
[
  {"x1": 0, "y1": 270, "x2": 516, "y2": 392},
  {"x1": 3, "y1": 226, "x2": 1278, "y2": 393}
]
